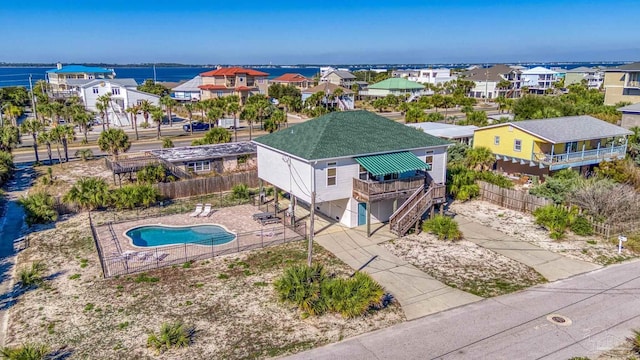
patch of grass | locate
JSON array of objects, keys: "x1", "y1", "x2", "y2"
[
  {"x1": 253, "y1": 281, "x2": 268, "y2": 287},
  {"x1": 68, "y1": 273, "x2": 81, "y2": 280},
  {"x1": 182, "y1": 261, "x2": 193, "y2": 269},
  {"x1": 185, "y1": 301, "x2": 193, "y2": 306},
  {"x1": 0, "y1": 343, "x2": 50, "y2": 359},
  {"x1": 217, "y1": 273, "x2": 229, "y2": 280},
  {"x1": 47, "y1": 322, "x2": 55, "y2": 334},
  {"x1": 586, "y1": 240, "x2": 597, "y2": 245},
  {"x1": 79, "y1": 258, "x2": 89, "y2": 268},
  {"x1": 595, "y1": 254, "x2": 630, "y2": 266},
  {"x1": 147, "y1": 322, "x2": 194, "y2": 354},
  {"x1": 422, "y1": 215, "x2": 462, "y2": 241},
  {"x1": 243, "y1": 269, "x2": 253, "y2": 276},
  {"x1": 84, "y1": 303, "x2": 95, "y2": 311},
  {"x1": 18, "y1": 262, "x2": 46, "y2": 288},
  {"x1": 118, "y1": 321, "x2": 130, "y2": 330},
  {"x1": 194, "y1": 283, "x2": 204, "y2": 288},
  {"x1": 133, "y1": 273, "x2": 159, "y2": 283}
]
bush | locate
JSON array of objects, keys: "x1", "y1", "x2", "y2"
[
  {"x1": 18, "y1": 262, "x2": 46, "y2": 288},
  {"x1": 137, "y1": 164, "x2": 168, "y2": 184},
  {"x1": 162, "y1": 138, "x2": 174, "y2": 148},
  {"x1": 18, "y1": 192, "x2": 58, "y2": 226},
  {"x1": 274, "y1": 265, "x2": 387, "y2": 318},
  {"x1": 629, "y1": 329, "x2": 640, "y2": 355},
  {"x1": 533, "y1": 205, "x2": 577, "y2": 240},
  {"x1": 74, "y1": 148, "x2": 94, "y2": 161},
  {"x1": 112, "y1": 184, "x2": 159, "y2": 209},
  {"x1": 0, "y1": 151, "x2": 14, "y2": 187},
  {"x1": 232, "y1": 183, "x2": 250, "y2": 201},
  {"x1": 147, "y1": 322, "x2": 194, "y2": 354},
  {"x1": 570, "y1": 215, "x2": 593, "y2": 236},
  {"x1": 529, "y1": 169, "x2": 582, "y2": 204},
  {"x1": 0, "y1": 343, "x2": 50, "y2": 359},
  {"x1": 422, "y1": 215, "x2": 462, "y2": 241},
  {"x1": 447, "y1": 166, "x2": 512, "y2": 201}
]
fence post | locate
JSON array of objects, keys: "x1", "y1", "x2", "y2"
[
  {"x1": 155, "y1": 248, "x2": 159, "y2": 268},
  {"x1": 184, "y1": 243, "x2": 187, "y2": 263},
  {"x1": 261, "y1": 230, "x2": 264, "y2": 248}
]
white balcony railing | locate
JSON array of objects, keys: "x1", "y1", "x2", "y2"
[{"x1": 533, "y1": 145, "x2": 627, "y2": 164}]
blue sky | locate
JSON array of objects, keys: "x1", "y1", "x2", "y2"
[{"x1": 1, "y1": 0, "x2": 639, "y2": 64}]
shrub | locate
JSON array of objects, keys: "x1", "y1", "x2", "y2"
[
  {"x1": 274, "y1": 264, "x2": 328, "y2": 316},
  {"x1": 18, "y1": 262, "x2": 46, "y2": 288},
  {"x1": 568, "y1": 179, "x2": 640, "y2": 224},
  {"x1": 63, "y1": 177, "x2": 111, "y2": 211},
  {"x1": 140, "y1": 121, "x2": 150, "y2": 129},
  {"x1": 18, "y1": 192, "x2": 58, "y2": 226},
  {"x1": 232, "y1": 183, "x2": 250, "y2": 201},
  {"x1": 570, "y1": 216, "x2": 593, "y2": 236},
  {"x1": 447, "y1": 166, "x2": 512, "y2": 201},
  {"x1": 324, "y1": 272, "x2": 384, "y2": 318},
  {"x1": 0, "y1": 151, "x2": 14, "y2": 187},
  {"x1": 147, "y1": 322, "x2": 194, "y2": 354},
  {"x1": 112, "y1": 184, "x2": 159, "y2": 209},
  {"x1": 162, "y1": 138, "x2": 174, "y2": 148},
  {"x1": 0, "y1": 343, "x2": 50, "y2": 360},
  {"x1": 422, "y1": 215, "x2": 462, "y2": 241},
  {"x1": 137, "y1": 164, "x2": 168, "y2": 184},
  {"x1": 74, "y1": 148, "x2": 94, "y2": 161},
  {"x1": 629, "y1": 329, "x2": 640, "y2": 355},
  {"x1": 529, "y1": 169, "x2": 583, "y2": 204},
  {"x1": 533, "y1": 205, "x2": 577, "y2": 240}
]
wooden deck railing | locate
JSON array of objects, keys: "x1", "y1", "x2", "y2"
[
  {"x1": 389, "y1": 184, "x2": 446, "y2": 236},
  {"x1": 352, "y1": 176, "x2": 426, "y2": 202}
]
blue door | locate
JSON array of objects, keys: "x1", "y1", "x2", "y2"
[{"x1": 357, "y1": 203, "x2": 367, "y2": 226}]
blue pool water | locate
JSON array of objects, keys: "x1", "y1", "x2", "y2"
[{"x1": 126, "y1": 225, "x2": 235, "y2": 247}]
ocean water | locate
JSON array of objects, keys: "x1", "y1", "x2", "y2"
[{"x1": 0, "y1": 66, "x2": 320, "y2": 88}]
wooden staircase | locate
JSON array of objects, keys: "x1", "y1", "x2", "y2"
[{"x1": 389, "y1": 183, "x2": 446, "y2": 236}]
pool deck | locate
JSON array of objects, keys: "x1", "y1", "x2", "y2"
[{"x1": 93, "y1": 204, "x2": 305, "y2": 277}]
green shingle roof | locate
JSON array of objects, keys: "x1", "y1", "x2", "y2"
[
  {"x1": 368, "y1": 78, "x2": 425, "y2": 90},
  {"x1": 356, "y1": 152, "x2": 429, "y2": 176},
  {"x1": 254, "y1": 110, "x2": 450, "y2": 160}
]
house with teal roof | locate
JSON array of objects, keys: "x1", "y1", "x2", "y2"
[
  {"x1": 46, "y1": 63, "x2": 115, "y2": 91},
  {"x1": 360, "y1": 78, "x2": 426, "y2": 100},
  {"x1": 253, "y1": 110, "x2": 450, "y2": 236}
]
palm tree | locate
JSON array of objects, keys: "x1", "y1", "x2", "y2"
[
  {"x1": 332, "y1": 88, "x2": 344, "y2": 110},
  {"x1": 48, "y1": 126, "x2": 65, "y2": 164},
  {"x1": 192, "y1": 128, "x2": 232, "y2": 145},
  {"x1": 0, "y1": 125, "x2": 20, "y2": 152},
  {"x1": 160, "y1": 95, "x2": 177, "y2": 127},
  {"x1": 59, "y1": 125, "x2": 75, "y2": 162},
  {"x1": 96, "y1": 93, "x2": 112, "y2": 130},
  {"x1": 206, "y1": 107, "x2": 223, "y2": 128},
  {"x1": 139, "y1": 100, "x2": 153, "y2": 128},
  {"x1": 183, "y1": 103, "x2": 195, "y2": 136},
  {"x1": 3, "y1": 104, "x2": 22, "y2": 126},
  {"x1": 279, "y1": 95, "x2": 293, "y2": 128},
  {"x1": 98, "y1": 128, "x2": 131, "y2": 160},
  {"x1": 20, "y1": 119, "x2": 44, "y2": 163},
  {"x1": 125, "y1": 105, "x2": 140, "y2": 141},
  {"x1": 240, "y1": 104, "x2": 257, "y2": 140},
  {"x1": 37, "y1": 131, "x2": 54, "y2": 165},
  {"x1": 71, "y1": 108, "x2": 92, "y2": 143},
  {"x1": 270, "y1": 110, "x2": 286, "y2": 131},
  {"x1": 464, "y1": 146, "x2": 495, "y2": 171},
  {"x1": 150, "y1": 106, "x2": 164, "y2": 139},
  {"x1": 63, "y1": 177, "x2": 111, "y2": 211},
  {"x1": 226, "y1": 101, "x2": 240, "y2": 141}
]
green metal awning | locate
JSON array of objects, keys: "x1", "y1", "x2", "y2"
[{"x1": 355, "y1": 151, "x2": 430, "y2": 177}]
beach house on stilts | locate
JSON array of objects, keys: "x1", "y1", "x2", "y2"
[{"x1": 253, "y1": 110, "x2": 450, "y2": 237}]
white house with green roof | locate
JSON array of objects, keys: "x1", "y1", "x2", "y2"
[
  {"x1": 253, "y1": 110, "x2": 450, "y2": 236},
  {"x1": 359, "y1": 78, "x2": 426, "y2": 100}
]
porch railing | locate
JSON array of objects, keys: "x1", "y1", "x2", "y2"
[
  {"x1": 352, "y1": 176, "x2": 426, "y2": 202},
  {"x1": 533, "y1": 145, "x2": 627, "y2": 164}
]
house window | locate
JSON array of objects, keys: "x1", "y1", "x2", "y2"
[
  {"x1": 359, "y1": 165, "x2": 368, "y2": 180},
  {"x1": 514, "y1": 139, "x2": 522, "y2": 152},
  {"x1": 237, "y1": 154, "x2": 249, "y2": 164},
  {"x1": 216, "y1": 91, "x2": 223, "y2": 97},
  {"x1": 425, "y1": 150, "x2": 434, "y2": 171},
  {"x1": 111, "y1": 87, "x2": 120, "y2": 95},
  {"x1": 136, "y1": 100, "x2": 143, "y2": 106},
  {"x1": 187, "y1": 161, "x2": 211, "y2": 172},
  {"x1": 494, "y1": 136, "x2": 500, "y2": 145},
  {"x1": 327, "y1": 162, "x2": 337, "y2": 186},
  {"x1": 92, "y1": 87, "x2": 99, "y2": 94}
]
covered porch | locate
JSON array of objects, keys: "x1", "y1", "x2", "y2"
[{"x1": 532, "y1": 137, "x2": 628, "y2": 169}]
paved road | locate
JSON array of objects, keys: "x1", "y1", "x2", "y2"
[{"x1": 285, "y1": 260, "x2": 640, "y2": 360}]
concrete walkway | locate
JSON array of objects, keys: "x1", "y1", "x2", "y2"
[
  {"x1": 314, "y1": 225, "x2": 482, "y2": 321},
  {"x1": 284, "y1": 259, "x2": 640, "y2": 360},
  {"x1": 455, "y1": 215, "x2": 601, "y2": 281}
]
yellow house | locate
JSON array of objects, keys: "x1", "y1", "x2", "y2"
[
  {"x1": 603, "y1": 62, "x2": 640, "y2": 105},
  {"x1": 473, "y1": 115, "x2": 632, "y2": 177}
]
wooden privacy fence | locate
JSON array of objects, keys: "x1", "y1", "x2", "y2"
[
  {"x1": 477, "y1": 181, "x2": 552, "y2": 213},
  {"x1": 157, "y1": 170, "x2": 259, "y2": 199}
]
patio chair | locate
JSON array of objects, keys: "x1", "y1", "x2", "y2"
[
  {"x1": 199, "y1": 204, "x2": 213, "y2": 217},
  {"x1": 154, "y1": 253, "x2": 169, "y2": 261},
  {"x1": 189, "y1": 203, "x2": 204, "y2": 217}
]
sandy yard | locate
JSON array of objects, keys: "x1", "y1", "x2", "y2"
[
  {"x1": 30, "y1": 159, "x2": 113, "y2": 197},
  {"x1": 383, "y1": 233, "x2": 546, "y2": 298},
  {"x1": 449, "y1": 200, "x2": 637, "y2": 265},
  {"x1": 6, "y1": 213, "x2": 404, "y2": 359}
]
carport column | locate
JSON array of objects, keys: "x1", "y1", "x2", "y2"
[
  {"x1": 258, "y1": 179, "x2": 264, "y2": 205},
  {"x1": 392, "y1": 198, "x2": 398, "y2": 213},
  {"x1": 366, "y1": 201, "x2": 371, "y2": 237},
  {"x1": 274, "y1": 186, "x2": 279, "y2": 214}
]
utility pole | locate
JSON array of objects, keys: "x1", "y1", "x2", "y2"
[
  {"x1": 29, "y1": 74, "x2": 38, "y2": 120},
  {"x1": 307, "y1": 191, "x2": 315, "y2": 266}
]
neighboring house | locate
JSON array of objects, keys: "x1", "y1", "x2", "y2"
[
  {"x1": 603, "y1": 62, "x2": 640, "y2": 105},
  {"x1": 150, "y1": 142, "x2": 257, "y2": 175},
  {"x1": 463, "y1": 64, "x2": 523, "y2": 99},
  {"x1": 198, "y1": 67, "x2": 269, "y2": 104},
  {"x1": 359, "y1": 78, "x2": 425, "y2": 101},
  {"x1": 301, "y1": 82, "x2": 355, "y2": 110},
  {"x1": 392, "y1": 68, "x2": 456, "y2": 85},
  {"x1": 77, "y1": 79, "x2": 159, "y2": 127},
  {"x1": 270, "y1": 73, "x2": 312, "y2": 90},
  {"x1": 320, "y1": 70, "x2": 357, "y2": 88},
  {"x1": 406, "y1": 122, "x2": 478, "y2": 145},
  {"x1": 46, "y1": 63, "x2": 116, "y2": 92},
  {"x1": 521, "y1": 66, "x2": 560, "y2": 93},
  {"x1": 254, "y1": 110, "x2": 450, "y2": 236},
  {"x1": 171, "y1": 76, "x2": 202, "y2": 101},
  {"x1": 564, "y1": 67, "x2": 604, "y2": 89},
  {"x1": 618, "y1": 103, "x2": 640, "y2": 129},
  {"x1": 473, "y1": 115, "x2": 632, "y2": 178}
]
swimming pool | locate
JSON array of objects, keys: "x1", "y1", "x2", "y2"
[{"x1": 125, "y1": 225, "x2": 236, "y2": 247}]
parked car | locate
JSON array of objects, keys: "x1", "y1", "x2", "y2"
[{"x1": 183, "y1": 122, "x2": 211, "y2": 132}]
